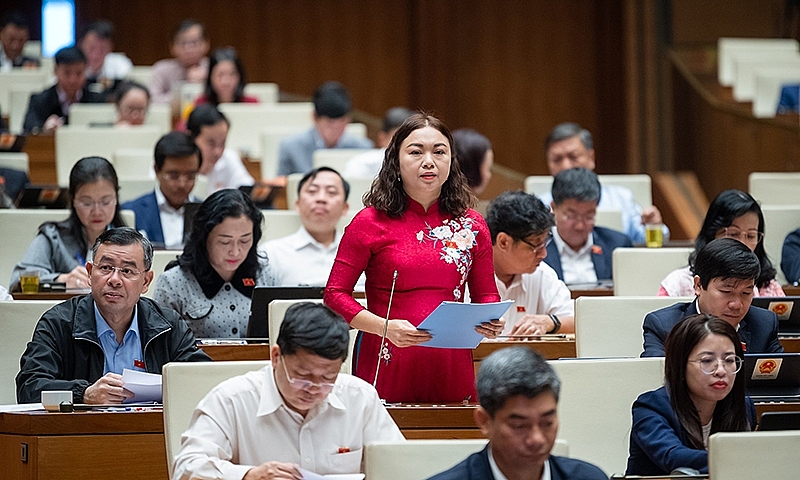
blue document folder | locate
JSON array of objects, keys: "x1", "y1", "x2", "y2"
[{"x1": 417, "y1": 300, "x2": 514, "y2": 349}]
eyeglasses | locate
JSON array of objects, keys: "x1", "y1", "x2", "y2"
[
  {"x1": 689, "y1": 355, "x2": 743, "y2": 375},
  {"x1": 176, "y1": 38, "x2": 204, "y2": 48},
  {"x1": 559, "y1": 211, "x2": 596, "y2": 225},
  {"x1": 280, "y1": 357, "x2": 336, "y2": 394},
  {"x1": 119, "y1": 105, "x2": 148, "y2": 116},
  {"x1": 91, "y1": 262, "x2": 144, "y2": 280},
  {"x1": 722, "y1": 227, "x2": 764, "y2": 245},
  {"x1": 162, "y1": 171, "x2": 198, "y2": 182},
  {"x1": 519, "y1": 233, "x2": 553, "y2": 254},
  {"x1": 74, "y1": 197, "x2": 117, "y2": 211}
]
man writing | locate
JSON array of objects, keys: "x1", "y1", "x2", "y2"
[
  {"x1": 642, "y1": 237, "x2": 784, "y2": 357},
  {"x1": 486, "y1": 191, "x2": 574, "y2": 336},
  {"x1": 428, "y1": 347, "x2": 606, "y2": 480},
  {"x1": 261, "y1": 167, "x2": 350, "y2": 286},
  {"x1": 172, "y1": 302, "x2": 404, "y2": 479},
  {"x1": 16, "y1": 227, "x2": 210, "y2": 404},
  {"x1": 544, "y1": 167, "x2": 632, "y2": 284},
  {"x1": 122, "y1": 131, "x2": 201, "y2": 249}
]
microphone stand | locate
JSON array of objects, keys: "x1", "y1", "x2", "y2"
[{"x1": 373, "y1": 270, "x2": 398, "y2": 388}]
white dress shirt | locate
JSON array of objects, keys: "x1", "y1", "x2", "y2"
[
  {"x1": 171, "y1": 363, "x2": 405, "y2": 480},
  {"x1": 260, "y1": 226, "x2": 341, "y2": 286},
  {"x1": 205, "y1": 149, "x2": 255, "y2": 195},
  {"x1": 552, "y1": 228, "x2": 598, "y2": 285},
  {"x1": 494, "y1": 262, "x2": 574, "y2": 334},
  {"x1": 488, "y1": 445, "x2": 551, "y2": 480},
  {"x1": 154, "y1": 187, "x2": 186, "y2": 249},
  {"x1": 540, "y1": 184, "x2": 669, "y2": 245}
]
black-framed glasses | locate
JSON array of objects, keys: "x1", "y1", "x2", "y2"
[
  {"x1": 519, "y1": 232, "x2": 553, "y2": 254},
  {"x1": 689, "y1": 355, "x2": 743, "y2": 375},
  {"x1": 280, "y1": 357, "x2": 336, "y2": 393},
  {"x1": 91, "y1": 262, "x2": 143, "y2": 280}
]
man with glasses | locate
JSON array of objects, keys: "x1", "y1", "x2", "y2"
[
  {"x1": 486, "y1": 191, "x2": 574, "y2": 336},
  {"x1": 172, "y1": 302, "x2": 403, "y2": 479},
  {"x1": 16, "y1": 227, "x2": 209, "y2": 404},
  {"x1": 123, "y1": 131, "x2": 201, "y2": 249},
  {"x1": 544, "y1": 167, "x2": 632, "y2": 284},
  {"x1": 642, "y1": 238, "x2": 784, "y2": 357}
]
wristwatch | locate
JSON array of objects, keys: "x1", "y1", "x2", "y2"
[{"x1": 548, "y1": 314, "x2": 561, "y2": 334}]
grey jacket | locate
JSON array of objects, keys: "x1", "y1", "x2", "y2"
[{"x1": 10, "y1": 224, "x2": 84, "y2": 291}]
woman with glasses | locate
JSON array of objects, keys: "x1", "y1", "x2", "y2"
[
  {"x1": 10, "y1": 157, "x2": 126, "y2": 291},
  {"x1": 325, "y1": 113, "x2": 503, "y2": 403},
  {"x1": 153, "y1": 189, "x2": 277, "y2": 338},
  {"x1": 627, "y1": 313, "x2": 755, "y2": 475},
  {"x1": 659, "y1": 189, "x2": 785, "y2": 297},
  {"x1": 114, "y1": 81, "x2": 150, "y2": 126}
]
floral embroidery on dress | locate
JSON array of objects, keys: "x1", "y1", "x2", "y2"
[
  {"x1": 380, "y1": 341, "x2": 394, "y2": 365},
  {"x1": 417, "y1": 216, "x2": 478, "y2": 300}
]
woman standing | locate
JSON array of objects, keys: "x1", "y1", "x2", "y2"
[
  {"x1": 325, "y1": 113, "x2": 503, "y2": 403},
  {"x1": 153, "y1": 189, "x2": 277, "y2": 338},
  {"x1": 11, "y1": 157, "x2": 126, "y2": 291},
  {"x1": 627, "y1": 314, "x2": 755, "y2": 475}
]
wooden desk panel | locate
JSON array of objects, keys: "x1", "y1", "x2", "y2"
[
  {"x1": 199, "y1": 343, "x2": 271, "y2": 361},
  {"x1": 781, "y1": 337, "x2": 800, "y2": 353},
  {"x1": 474, "y1": 339, "x2": 576, "y2": 361},
  {"x1": 22, "y1": 135, "x2": 57, "y2": 185},
  {"x1": 0, "y1": 411, "x2": 167, "y2": 480}
]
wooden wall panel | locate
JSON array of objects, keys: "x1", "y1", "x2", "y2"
[
  {"x1": 671, "y1": 0, "x2": 784, "y2": 45},
  {"x1": 75, "y1": 1, "x2": 626, "y2": 177}
]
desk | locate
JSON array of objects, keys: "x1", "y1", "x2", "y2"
[
  {"x1": 22, "y1": 135, "x2": 56, "y2": 185},
  {"x1": 474, "y1": 339, "x2": 576, "y2": 361},
  {"x1": 0, "y1": 410, "x2": 168, "y2": 480},
  {"x1": 11, "y1": 291, "x2": 86, "y2": 301},
  {"x1": 569, "y1": 287, "x2": 613, "y2": 299},
  {"x1": 199, "y1": 343, "x2": 270, "y2": 361},
  {"x1": 0, "y1": 405, "x2": 480, "y2": 479},
  {"x1": 781, "y1": 337, "x2": 800, "y2": 353}
]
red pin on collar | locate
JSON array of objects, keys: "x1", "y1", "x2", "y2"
[{"x1": 591, "y1": 245, "x2": 603, "y2": 255}]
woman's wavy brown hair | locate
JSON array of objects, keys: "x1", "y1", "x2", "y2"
[{"x1": 363, "y1": 112, "x2": 475, "y2": 217}]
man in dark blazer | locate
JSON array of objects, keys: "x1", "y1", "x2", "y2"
[
  {"x1": 122, "y1": 131, "x2": 201, "y2": 249},
  {"x1": 0, "y1": 11, "x2": 39, "y2": 70},
  {"x1": 543, "y1": 167, "x2": 631, "y2": 283},
  {"x1": 642, "y1": 238, "x2": 784, "y2": 357},
  {"x1": 781, "y1": 228, "x2": 800, "y2": 284},
  {"x1": 427, "y1": 347, "x2": 607, "y2": 480},
  {"x1": 22, "y1": 46, "x2": 104, "y2": 133}
]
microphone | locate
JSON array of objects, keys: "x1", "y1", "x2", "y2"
[{"x1": 373, "y1": 270, "x2": 398, "y2": 388}]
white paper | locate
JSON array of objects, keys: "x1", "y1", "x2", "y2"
[
  {"x1": 121, "y1": 368, "x2": 162, "y2": 403},
  {"x1": 298, "y1": 468, "x2": 364, "y2": 480},
  {"x1": 0, "y1": 403, "x2": 46, "y2": 412}
]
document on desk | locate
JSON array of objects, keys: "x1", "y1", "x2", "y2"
[
  {"x1": 122, "y1": 369, "x2": 162, "y2": 403},
  {"x1": 298, "y1": 468, "x2": 364, "y2": 479},
  {"x1": 417, "y1": 300, "x2": 514, "y2": 349}
]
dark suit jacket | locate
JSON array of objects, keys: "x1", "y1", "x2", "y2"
[
  {"x1": 641, "y1": 300, "x2": 784, "y2": 357},
  {"x1": 544, "y1": 226, "x2": 632, "y2": 281},
  {"x1": 626, "y1": 386, "x2": 756, "y2": 476},
  {"x1": 23, "y1": 85, "x2": 105, "y2": 133},
  {"x1": 122, "y1": 191, "x2": 165, "y2": 245},
  {"x1": 781, "y1": 228, "x2": 800, "y2": 284},
  {"x1": 427, "y1": 445, "x2": 608, "y2": 480}
]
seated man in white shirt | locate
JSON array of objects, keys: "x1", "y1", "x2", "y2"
[
  {"x1": 544, "y1": 167, "x2": 632, "y2": 285},
  {"x1": 186, "y1": 104, "x2": 255, "y2": 194},
  {"x1": 122, "y1": 131, "x2": 201, "y2": 249},
  {"x1": 172, "y1": 302, "x2": 405, "y2": 479},
  {"x1": 79, "y1": 20, "x2": 132, "y2": 99},
  {"x1": 486, "y1": 191, "x2": 574, "y2": 336},
  {"x1": 343, "y1": 106, "x2": 415, "y2": 179},
  {"x1": 538, "y1": 122, "x2": 667, "y2": 245},
  {"x1": 261, "y1": 167, "x2": 350, "y2": 286}
]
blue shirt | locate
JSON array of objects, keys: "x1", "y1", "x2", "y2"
[{"x1": 94, "y1": 303, "x2": 146, "y2": 375}]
